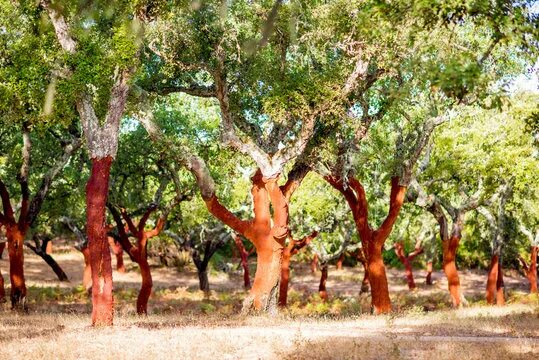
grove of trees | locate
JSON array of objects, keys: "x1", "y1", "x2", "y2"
[{"x1": 0, "y1": 0, "x2": 538, "y2": 327}]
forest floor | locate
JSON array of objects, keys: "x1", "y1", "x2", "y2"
[{"x1": 0, "y1": 247, "x2": 538, "y2": 359}]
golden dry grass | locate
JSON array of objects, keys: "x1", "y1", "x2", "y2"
[
  {"x1": 1, "y1": 249, "x2": 539, "y2": 359},
  {"x1": 0, "y1": 303, "x2": 538, "y2": 360}
]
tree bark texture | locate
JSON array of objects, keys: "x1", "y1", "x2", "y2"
[
  {"x1": 486, "y1": 254, "x2": 505, "y2": 305},
  {"x1": 204, "y1": 170, "x2": 290, "y2": 314},
  {"x1": 394, "y1": 241, "x2": 424, "y2": 290},
  {"x1": 319, "y1": 264, "x2": 328, "y2": 302},
  {"x1": 520, "y1": 246, "x2": 538, "y2": 294},
  {"x1": 278, "y1": 231, "x2": 317, "y2": 307},
  {"x1": 87, "y1": 157, "x2": 114, "y2": 326},
  {"x1": 0, "y1": 242, "x2": 5, "y2": 302},
  {"x1": 442, "y1": 235, "x2": 462, "y2": 307},
  {"x1": 326, "y1": 175, "x2": 406, "y2": 314},
  {"x1": 108, "y1": 237, "x2": 126, "y2": 273},
  {"x1": 233, "y1": 234, "x2": 251, "y2": 289},
  {"x1": 426, "y1": 261, "x2": 433, "y2": 286}
]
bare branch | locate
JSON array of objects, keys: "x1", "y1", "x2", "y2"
[{"x1": 40, "y1": 0, "x2": 77, "y2": 53}]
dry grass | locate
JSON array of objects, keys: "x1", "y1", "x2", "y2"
[
  {"x1": 1, "y1": 303, "x2": 538, "y2": 360},
  {"x1": 1, "y1": 250, "x2": 539, "y2": 359}
]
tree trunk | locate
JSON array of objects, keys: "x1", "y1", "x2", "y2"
[
  {"x1": 108, "y1": 237, "x2": 126, "y2": 273},
  {"x1": 311, "y1": 253, "x2": 318, "y2": 273},
  {"x1": 319, "y1": 264, "x2": 328, "y2": 301},
  {"x1": 336, "y1": 253, "x2": 344, "y2": 271},
  {"x1": 0, "y1": 242, "x2": 5, "y2": 302},
  {"x1": 495, "y1": 260, "x2": 505, "y2": 305},
  {"x1": 394, "y1": 242, "x2": 416, "y2": 290},
  {"x1": 426, "y1": 261, "x2": 433, "y2": 285},
  {"x1": 368, "y1": 242, "x2": 391, "y2": 314},
  {"x1": 197, "y1": 265, "x2": 210, "y2": 295},
  {"x1": 243, "y1": 239, "x2": 282, "y2": 314},
  {"x1": 233, "y1": 234, "x2": 251, "y2": 289},
  {"x1": 81, "y1": 247, "x2": 92, "y2": 293},
  {"x1": 45, "y1": 241, "x2": 53, "y2": 255},
  {"x1": 486, "y1": 254, "x2": 501, "y2": 305},
  {"x1": 360, "y1": 260, "x2": 370, "y2": 294},
  {"x1": 136, "y1": 246, "x2": 152, "y2": 315},
  {"x1": 442, "y1": 236, "x2": 462, "y2": 307},
  {"x1": 26, "y1": 243, "x2": 68, "y2": 281},
  {"x1": 278, "y1": 245, "x2": 292, "y2": 307},
  {"x1": 526, "y1": 246, "x2": 538, "y2": 294},
  {"x1": 6, "y1": 225, "x2": 27, "y2": 310},
  {"x1": 86, "y1": 157, "x2": 114, "y2": 326}
]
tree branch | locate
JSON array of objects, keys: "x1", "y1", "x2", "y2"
[{"x1": 26, "y1": 137, "x2": 83, "y2": 227}]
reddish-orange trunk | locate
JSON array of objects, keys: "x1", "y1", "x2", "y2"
[
  {"x1": 81, "y1": 247, "x2": 92, "y2": 292},
  {"x1": 336, "y1": 253, "x2": 344, "y2": 271},
  {"x1": 6, "y1": 225, "x2": 27, "y2": 309},
  {"x1": 136, "y1": 241, "x2": 152, "y2": 315},
  {"x1": 278, "y1": 245, "x2": 292, "y2": 307},
  {"x1": 233, "y1": 234, "x2": 251, "y2": 289},
  {"x1": 360, "y1": 261, "x2": 370, "y2": 294},
  {"x1": 249, "y1": 239, "x2": 283, "y2": 312},
  {"x1": 426, "y1": 261, "x2": 433, "y2": 285},
  {"x1": 86, "y1": 157, "x2": 114, "y2": 326},
  {"x1": 496, "y1": 260, "x2": 505, "y2": 305},
  {"x1": 486, "y1": 254, "x2": 505, "y2": 305},
  {"x1": 0, "y1": 242, "x2": 5, "y2": 302},
  {"x1": 108, "y1": 237, "x2": 126, "y2": 273},
  {"x1": 368, "y1": 242, "x2": 390, "y2": 313},
  {"x1": 45, "y1": 241, "x2": 53, "y2": 255},
  {"x1": 527, "y1": 246, "x2": 538, "y2": 293},
  {"x1": 319, "y1": 264, "x2": 328, "y2": 301},
  {"x1": 442, "y1": 236, "x2": 462, "y2": 307},
  {"x1": 311, "y1": 254, "x2": 318, "y2": 273},
  {"x1": 394, "y1": 243, "x2": 416, "y2": 290}
]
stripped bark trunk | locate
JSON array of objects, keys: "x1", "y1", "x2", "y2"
[
  {"x1": 233, "y1": 234, "x2": 251, "y2": 289},
  {"x1": 326, "y1": 176, "x2": 406, "y2": 314},
  {"x1": 442, "y1": 235, "x2": 462, "y2": 307},
  {"x1": 394, "y1": 241, "x2": 424, "y2": 290},
  {"x1": 426, "y1": 261, "x2": 433, "y2": 285},
  {"x1": 87, "y1": 157, "x2": 114, "y2": 325},
  {"x1": 108, "y1": 237, "x2": 126, "y2": 273},
  {"x1": 311, "y1": 254, "x2": 318, "y2": 273},
  {"x1": 336, "y1": 253, "x2": 344, "y2": 270},
  {"x1": 278, "y1": 231, "x2": 317, "y2": 307},
  {"x1": 6, "y1": 225, "x2": 27, "y2": 310},
  {"x1": 520, "y1": 246, "x2": 538, "y2": 294},
  {"x1": 486, "y1": 254, "x2": 505, "y2": 305},
  {"x1": 368, "y1": 239, "x2": 390, "y2": 313},
  {"x1": 356, "y1": 249, "x2": 370, "y2": 294},
  {"x1": 204, "y1": 171, "x2": 292, "y2": 314},
  {"x1": 279, "y1": 245, "x2": 292, "y2": 306},
  {"x1": 319, "y1": 264, "x2": 328, "y2": 301},
  {"x1": 81, "y1": 247, "x2": 92, "y2": 292},
  {"x1": 0, "y1": 242, "x2": 5, "y2": 302}
]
